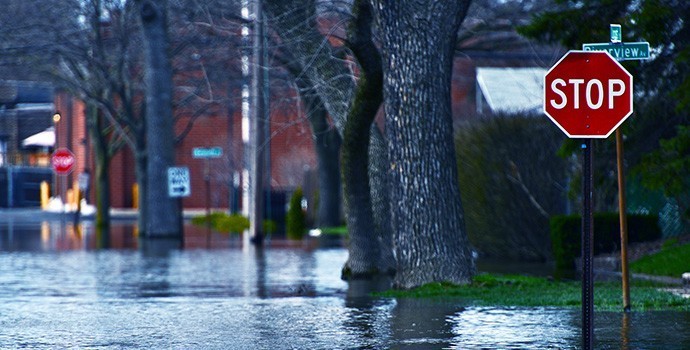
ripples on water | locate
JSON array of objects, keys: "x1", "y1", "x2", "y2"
[{"x1": 1, "y1": 219, "x2": 689, "y2": 349}]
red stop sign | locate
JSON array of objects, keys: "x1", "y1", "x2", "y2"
[
  {"x1": 544, "y1": 51, "x2": 633, "y2": 138},
  {"x1": 51, "y1": 148, "x2": 76, "y2": 175}
]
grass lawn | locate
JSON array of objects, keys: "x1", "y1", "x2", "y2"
[
  {"x1": 630, "y1": 242, "x2": 690, "y2": 277},
  {"x1": 377, "y1": 274, "x2": 690, "y2": 311},
  {"x1": 320, "y1": 226, "x2": 348, "y2": 236}
]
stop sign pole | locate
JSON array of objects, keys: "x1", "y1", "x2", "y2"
[
  {"x1": 544, "y1": 50, "x2": 633, "y2": 350},
  {"x1": 584, "y1": 24, "x2": 651, "y2": 314}
]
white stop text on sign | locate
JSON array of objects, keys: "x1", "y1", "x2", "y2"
[
  {"x1": 549, "y1": 78, "x2": 626, "y2": 110},
  {"x1": 53, "y1": 155, "x2": 75, "y2": 167}
]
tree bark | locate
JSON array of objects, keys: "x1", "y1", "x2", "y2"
[
  {"x1": 137, "y1": 0, "x2": 181, "y2": 238},
  {"x1": 88, "y1": 103, "x2": 111, "y2": 231},
  {"x1": 300, "y1": 88, "x2": 342, "y2": 228},
  {"x1": 369, "y1": 125, "x2": 395, "y2": 273},
  {"x1": 374, "y1": 0, "x2": 475, "y2": 288},
  {"x1": 135, "y1": 144, "x2": 148, "y2": 235},
  {"x1": 281, "y1": 54, "x2": 343, "y2": 228},
  {"x1": 265, "y1": 0, "x2": 394, "y2": 277},
  {"x1": 341, "y1": 0, "x2": 394, "y2": 278}
]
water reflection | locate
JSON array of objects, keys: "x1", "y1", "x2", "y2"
[
  {"x1": 390, "y1": 298, "x2": 459, "y2": 349},
  {"x1": 344, "y1": 278, "x2": 396, "y2": 347},
  {"x1": 622, "y1": 312, "x2": 631, "y2": 350},
  {"x1": 0, "y1": 219, "x2": 242, "y2": 251},
  {"x1": 449, "y1": 307, "x2": 578, "y2": 348},
  {"x1": 1, "y1": 217, "x2": 690, "y2": 348},
  {"x1": 0, "y1": 220, "x2": 137, "y2": 251}
]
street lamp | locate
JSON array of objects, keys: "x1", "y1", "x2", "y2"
[
  {"x1": 52, "y1": 111, "x2": 61, "y2": 202},
  {"x1": 52, "y1": 112, "x2": 61, "y2": 148}
]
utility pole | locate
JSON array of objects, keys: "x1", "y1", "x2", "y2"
[{"x1": 249, "y1": 0, "x2": 266, "y2": 246}]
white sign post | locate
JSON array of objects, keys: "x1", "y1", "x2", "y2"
[{"x1": 168, "y1": 167, "x2": 191, "y2": 198}]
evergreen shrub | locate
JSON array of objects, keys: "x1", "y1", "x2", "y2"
[
  {"x1": 550, "y1": 213, "x2": 661, "y2": 278},
  {"x1": 455, "y1": 115, "x2": 567, "y2": 261},
  {"x1": 287, "y1": 187, "x2": 306, "y2": 240}
]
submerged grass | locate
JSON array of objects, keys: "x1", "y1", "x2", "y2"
[{"x1": 377, "y1": 274, "x2": 690, "y2": 311}]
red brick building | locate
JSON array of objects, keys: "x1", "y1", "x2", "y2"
[
  {"x1": 53, "y1": 88, "x2": 315, "y2": 211},
  {"x1": 49, "y1": 22, "x2": 556, "y2": 212}
]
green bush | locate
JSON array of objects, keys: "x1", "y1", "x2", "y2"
[
  {"x1": 455, "y1": 115, "x2": 567, "y2": 261},
  {"x1": 286, "y1": 187, "x2": 306, "y2": 240},
  {"x1": 263, "y1": 219, "x2": 277, "y2": 235},
  {"x1": 215, "y1": 214, "x2": 250, "y2": 234},
  {"x1": 549, "y1": 215, "x2": 581, "y2": 279},
  {"x1": 550, "y1": 213, "x2": 661, "y2": 278},
  {"x1": 191, "y1": 212, "x2": 249, "y2": 234}
]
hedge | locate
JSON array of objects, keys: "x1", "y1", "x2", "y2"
[
  {"x1": 455, "y1": 115, "x2": 567, "y2": 261},
  {"x1": 286, "y1": 187, "x2": 307, "y2": 240},
  {"x1": 550, "y1": 213, "x2": 661, "y2": 279}
]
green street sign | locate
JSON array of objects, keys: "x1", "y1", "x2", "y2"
[
  {"x1": 582, "y1": 42, "x2": 650, "y2": 61},
  {"x1": 610, "y1": 24, "x2": 622, "y2": 43},
  {"x1": 192, "y1": 147, "x2": 223, "y2": 159}
]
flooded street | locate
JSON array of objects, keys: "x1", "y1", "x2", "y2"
[{"x1": 1, "y1": 215, "x2": 689, "y2": 349}]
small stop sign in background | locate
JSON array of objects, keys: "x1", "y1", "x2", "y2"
[
  {"x1": 544, "y1": 51, "x2": 633, "y2": 138},
  {"x1": 51, "y1": 148, "x2": 76, "y2": 175}
]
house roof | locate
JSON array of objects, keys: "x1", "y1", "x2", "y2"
[{"x1": 476, "y1": 67, "x2": 546, "y2": 115}]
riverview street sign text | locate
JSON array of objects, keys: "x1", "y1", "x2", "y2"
[
  {"x1": 544, "y1": 51, "x2": 633, "y2": 138},
  {"x1": 192, "y1": 147, "x2": 223, "y2": 159},
  {"x1": 582, "y1": 42, "x2": 650, "y2": 61}
]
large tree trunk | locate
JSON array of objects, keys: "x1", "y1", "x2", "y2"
[
  {"x1": 374, "y1": 0, "x2": 475, "y2": 289},
  {"x1": 281, "y1": 52, "x2": 343, "y2": 229},
  {"x1": 137, "y1": 0, "x2": 181, "y2": 238},
  {"x1": 135, "y1": 147, "x2": 148, "y2": 235},
  {"x1": 341, "y1": 0, "x2": 394, "y2": 278},
  {"x1": 265, "y1": 0, "x2": 394, "y2": 276},
  {"x1": 88, "y1": 104, "x2": 111, "y2": 231},
  {"x1": 369, "y1": 126, "x2": 395, "y2": 274},
  {"x1": 301, "y1": 89, "x2": 342, "y2": 228}
]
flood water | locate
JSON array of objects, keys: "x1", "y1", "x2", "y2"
[{"x1": 1, "y1": 214, "x2": 689, "y2": 349}]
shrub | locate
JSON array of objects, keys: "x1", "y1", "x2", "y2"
[
  {"x1": 455, "y1": 115, "x2": 568, "y2": 261},
  {"x1": 263, "y1": 219, "x2": 277, "y2": 235},
  {"x1": 214, "y1": 214, "x2": 250, "y2": 234},
  {"x1": 286, "y1": 187, "x2": 306, "y2": 240},
  {"x1": 550, "y1": 213, "x2": 662, "y2": 278},
  {"x1": 191, "y1": 212, "x2": 249, "y2": 234}
]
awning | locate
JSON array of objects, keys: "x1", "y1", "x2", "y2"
[{"x1": 22, "y1": 127, "x2": 55, "y2": 148}]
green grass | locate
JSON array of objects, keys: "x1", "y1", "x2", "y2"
[
  {"x1": 631, "y1": 242, "x2": 690, "y2": 277},
  {"x1": 377, "y1": 274, "x2": 690, "y2": 311},
  {"x1": 320, "y1": 226, "x2": 348, "y2": 236}
]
